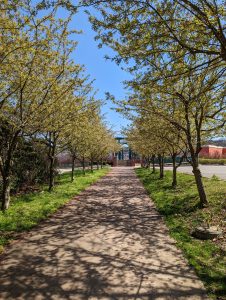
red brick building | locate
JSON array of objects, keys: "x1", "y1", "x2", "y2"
[{"x1": 199, "y1": 145, "x2": 226, "y2": 159}]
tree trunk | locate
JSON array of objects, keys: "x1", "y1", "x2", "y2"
[
  {"x1": 161, "y1": 157, "x2": 164, "y2": 179},
  {"x1": 1, "y1": 176, "x2": 11, "y2": 211},
  {"x1": 192, "y1": 158, "x2": 208, "y2": 207},
  {"x1": 101, "y1": 159, "x2": 103, "y2": 169},
  {"x1": 91, "y1": 160, "x2": 93, "y2": 173},
  {"x1": 145, "y1": 157, "x2": 151, "y2": 169},
  {"x1": 184, "y1": 101, "x2": 208, "y2": 207},
  {"x1": 82, "y1": 158, "x2": 86, "y2": 175},
  {"x1": 48, "y1": 133, "x2": 56, "y2": 192},
  {"x1": 187, "y1": 134, "x2": 208, "y2": 207},
  {"x1": 71, "y1": 156, "x2": 75, "y2": 182},
  {"x1": 152, "y1": 155, "x2": 156, "y2": 173},
  {"x1": 48, "y1": 155, "x2": 55, "y2": 192},
  {"x1": 158, "y1": 155, "x2": 164, "y2": 179},
  {"x1": 158, "y1": 155, "x2": 161, "y2": 178},
  {"x1": 0, "y1": 130, "x2": 20, "y2": 210},
  {"x1": 97, "y1": 162, "x2": 99, "y2": 170},
  {"x1": 141, "y1": 156, "x2": 144, "y2": 168},
  {"x1": 172, "y1": 154, "x2": 177, "y2": 187}
]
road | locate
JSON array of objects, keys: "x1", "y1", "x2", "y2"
[
  {"x1": 164, "y1": 165, "x2": 226, "y2": 180},
  {"x1": 59, "y1": 165, "x2": 226, "y2": 180},
  {"x1": 58, "y1": 166, "x2": 99, "y2": 174}
]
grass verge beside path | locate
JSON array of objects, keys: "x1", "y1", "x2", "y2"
[
  {"x1": 0, "y1": 168, "x2": 109, "y2": 254},
  {"x1": 136, "y1": 168, "x2": 226, "y2": 300}
]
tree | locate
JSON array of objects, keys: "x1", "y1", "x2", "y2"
[
  {"x1": 39, "y1": 68, "x2": 91, "y2": 191},
  {"x1": 126, "y1": 119, "x2": 167, "y2": 179},
  {"x1": 65, "y1": 104, "x2": 120, "y2": 181},
  {"x1": 126, "y1": 61, "x2": 225, "y2": 206},
  {"x1": 63, "y1": 101, "x2": 98, "y2": 181},
  {"x1": 81, "y1": 0, "x2": 226, "y2": 74},
  {"x1": 77, "y1": 2, "x2": 225, "y2": 206},
  {"x1": 12, "y1": 138, "x2": 49, "y2": 191},
  {"x1": 0, "y1": 0, "x2": 67, "y2": 111},
  {"x1": 0, "y1": 7, "x2": 85, "y2": 209},
  {"x1": 126, "y1": 112, "x2": 188, "y2": 186}
]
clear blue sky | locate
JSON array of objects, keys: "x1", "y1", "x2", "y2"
[{"x1": 68, "y1": 9, "x2": 131, "y2": 134}]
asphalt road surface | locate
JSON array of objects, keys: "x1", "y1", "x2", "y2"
[{"x1": 164, "y1": 165, "x2": 226, "y2": 180}]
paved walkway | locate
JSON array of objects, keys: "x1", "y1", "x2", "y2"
[{"x1": 0, "y1": 167, "x2": 208, "y2": 300}]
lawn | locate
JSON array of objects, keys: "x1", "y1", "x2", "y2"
[
  {"x1": 0, "y1": 167, "x2": 109, "y2": 253},
  {"x1": 136, "y1": 168, "x2": 226, "y2": 300}
]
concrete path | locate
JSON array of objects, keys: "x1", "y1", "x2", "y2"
[
  {"x1": 0, "y1": 167, "x2": 208, "y2": 300},
  {"x1": 164, "y1": 165, "x2": 226, "y2": 180}
]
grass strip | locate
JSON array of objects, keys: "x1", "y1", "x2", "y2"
[{"x1": 136, "y1": 168, "x2": 226, "y2": 300}]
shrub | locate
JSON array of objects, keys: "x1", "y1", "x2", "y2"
[
  {"x1": 199, "y1": 158, "x2": 226, "y2": 165},
  {"x1": 12, "y1": 139, "x2": 50, "y2": 192}
]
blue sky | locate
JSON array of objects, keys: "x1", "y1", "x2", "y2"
[{"x1": 68, "y1": 9, "x2": 131, "y2": 134}]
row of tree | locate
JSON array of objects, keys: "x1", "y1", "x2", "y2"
[
  {"x1": 126, "y1": 115, "x2": 187, "y2": 187},
  {"x1": 65, "y1": 110, "x2": 120, "y2": 182},
  {"x1": 79, "y1": 0, "x2": 226, "y2": 208},
  {"x1": 0, "y1": 1, "x2": 119, "y2": 210}
]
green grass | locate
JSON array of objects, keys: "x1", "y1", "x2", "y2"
[
  {"x1": 136, "y1": 168, "x2": 226, "y2": 300},
  {"x1": 0, "y1": 168, "x2": 109, "y2": 253}
]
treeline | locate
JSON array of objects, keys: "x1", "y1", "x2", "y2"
[
  {"x1": 0, "y1": 1, "x2": 119, "y2": 210},
  {"x1": 80, "y1": 0, "x2": 226, "y2": 208}
]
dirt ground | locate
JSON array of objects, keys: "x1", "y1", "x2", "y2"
[{"x1": 0, "y1": 167, "x2": 208, "y2": 300}]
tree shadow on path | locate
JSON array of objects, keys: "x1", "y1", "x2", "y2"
[{"x1": 0, "y1": 167, "x2": 208, "y2": 300}]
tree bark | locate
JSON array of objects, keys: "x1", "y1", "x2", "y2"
[
  {"x1": 152, "y1": 155, "x2": 156, "y2": 173},
  {"x1": 90, "y1": 160, "x2": 93, "y2": 173},
  {"x1": 71, "y1": 155, "x2": 75, "y2": 182},
  {"x1": 172, "y1": 154, "x2": 177, "y2": 187},
  {"x1": 161, "y1": 156, "x2": 164, "y2": 178},
  {"x1": 48, "y1": 154, "x2": 55, "y2": 192},
  {"x1": 48, "y1": 133, "x2": 56, "y2": 192},
  {"x1": 184, "y1": 99, "x2": 208, "y2": 207},
  {"x1": 191, "y1": 155, "x2": 208, "y2": 207},
  {"x1": 158, "y1": 155, "x2": 161, "y2": 178},
  {"x1": 82, "y1": 158, "x2": 86, "y2": 175},
  {"x1": 0, "y1": 130, "x2": 20, "y2": 210},
  {"x1": 101, "y1": 159, "x2": 103, "y2": 169},
  {"x1": 1, "y1": 175, "x2": 11, "y2": 210},
  {"x1": 145, "y1": 156, "x2": 151, "y2": 169},
  {"x1": 186, "y1": 126, "x2": 208, "y2": 207},
  {"x1": 158, "y1": 155, "x2": 164, "y2": 179}
]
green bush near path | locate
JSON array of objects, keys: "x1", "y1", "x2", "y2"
[
  {"x1": 199, "y1": 158, "x2": 226, "y2": 165},
  {"x1": 0, "y1": 168, "x2": 109, "y2": 253},
  {"x1": 136, "y1": 168, "x2": 226, "y2": 300}
]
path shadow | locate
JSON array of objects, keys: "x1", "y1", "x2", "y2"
[{"x1": 0, "y1": 167, "x2": 208, "y2": 299}]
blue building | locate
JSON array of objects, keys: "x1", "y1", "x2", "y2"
[{"x1": 112, "y1": 137, "x2": 140, "y2": 167}]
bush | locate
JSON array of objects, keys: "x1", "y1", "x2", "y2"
[
  {"x1": 12, "y1": 139, "x2": 50, "y2": 192},
  {"x1": 199, "y1": 158, "x2": 226, "y2": 165},
  {"x1": 0, "y1": 121, "x2": 51, "y2": 195}
]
